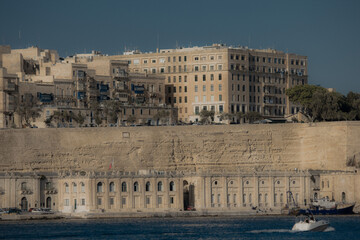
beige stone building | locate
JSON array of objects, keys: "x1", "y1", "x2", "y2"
[
  {"x1": 105, "y1": 44, "x2": 307, "y2": 123},
  {"x1": 0, "y1": 46, "x2": 177, "y2": 128}
]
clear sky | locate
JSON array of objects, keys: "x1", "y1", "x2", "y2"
[{"x1": 1, "y1": 0, "x2": 359, "y2": 94}]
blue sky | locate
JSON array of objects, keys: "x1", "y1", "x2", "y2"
[{"x1": 1, "y1": 0, "x2": 359, "y2": 94}]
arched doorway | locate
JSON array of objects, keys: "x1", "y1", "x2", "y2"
[
  {"x1": 46, "y1": 197, "x2": 52, "y2": 209},
  {"x1": 183, "y1": 180, "x2": 195, "y2": 210},
  {"x1": 21, "y1": 197, "x2": 28, "y2": 211}
]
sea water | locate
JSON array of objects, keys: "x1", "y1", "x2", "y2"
[{"x1": 0, "y1": 215, "x2": 359, "y2": 240}]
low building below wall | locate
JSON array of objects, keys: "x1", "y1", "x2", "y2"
[{"x1": 2, "y1": 169, "x2": 358, "y2": 215}]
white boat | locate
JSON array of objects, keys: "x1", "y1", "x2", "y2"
[{"x1": 292, "y1": 214, "x2": 329, "y2": 232}]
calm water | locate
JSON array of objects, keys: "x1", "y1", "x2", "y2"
[{"x1": 1, "y1": 216, "x2": 360, "y2": 240}]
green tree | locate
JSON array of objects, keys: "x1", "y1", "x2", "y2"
[
  {"x1": 244, "y1": 112, "x2": 263, "y2": 123},
  {"x1": 199, "y1": 110, "x2": 215, "y2": 124},
  {"x1": 126, "y1": 115, "x2": 137, "y2": 125},
  {"x1": 153, "y1": 110, "x2": 170, "y2": 125},
  {"x1": 286, "y1": 85, "x2": 327, "y2": 122},
  {"x1": 15, "y1": 96, "x2": 42, "y2": 127},
  {"x1": 103, "y1": 100, "x2": 122, "y2": 124}
]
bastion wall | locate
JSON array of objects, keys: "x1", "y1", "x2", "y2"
[{"x1": 1, "y1": 122, "x2": 359, "y2": 173}]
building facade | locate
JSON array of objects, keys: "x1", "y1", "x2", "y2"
[
  {"x1": 106, "y1": 44, "x2": 308, "y2": 122},
  {"x1": 1, "y1": 170, "x2": 358, "y2": 214}
]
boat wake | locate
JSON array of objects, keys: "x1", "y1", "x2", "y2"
[
  {"x1": 247, "y1": 229, "x2": 293, "y2": 234},
  {"x1": 248, "y1": 226, "x2": 335, "y2": 234}
]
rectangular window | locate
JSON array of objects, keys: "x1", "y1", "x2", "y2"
[
  {"x1": 97, "y1": 198, "x2": 102, "y2": 205},
  {"x1": 81, "y1": 198, "x2": 85, "y2": 206},
  {"x1": 203, "y1": 75, "x2": 206, "y2": 81},
  {"x1": 158, "y1": 196, "x2": 162, "y2": 205},
  {"x1": 195, "y1": 85, "x2": 198, "y2": 92},
  {"x1": 211, "y1": 74, "x2": 214, "y2": 81},
  {"x1": 185, "y1": 96, "x2": 188, "y2": 103},
  {"x1": 219, "y1": 94, "x2": 222, "y2": 101},
  {"x1": 195, "y1": 96, "x2": 199, "y2": 102},
  {"x1": 184, "y1": 86, "x2": 187, "y2": 92},
  {"x1": 195, "y1": 106, "x2": 200, "y2": 114},
  {"x1": 203, "y1": 95, "x2": 206, "y2": 102},
  {"x1": 122, "y1": 197, "x2": 126, "y2": 205},
  {"x1": 170, "y1": 197, "x2": 174, "y2": 204},
  {"x1": 146, "y1": 197, "x2": 150, "y2": 205},
  {"x1": 203, "y1": 85, "x2": 206, "y2": 92},
  {"x1": 195, "y1": 75, "x2": 198, "y2": 82},
  {"x1": 194, "y1": 66, "x2": 199, "y2": 71},
  {"x1": 65, "y1": 199, "x2": 69, "y2": 206},
  {"x1": 219, "y1": 84, "x2": 222, "y2": 91},
  {"x1": 211, "y1": 84, "x2": 214, "y2": 91},
  {"x1": 110, "y1": 198, "x2": 114, "y2": 205},
  {"x1": 218, "y1": 74, "x2": 222, "y2": 80}
]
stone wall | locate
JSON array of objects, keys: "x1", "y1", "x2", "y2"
[{"x1": 1, "y1": 122, "x2": 359, "y2": 173}]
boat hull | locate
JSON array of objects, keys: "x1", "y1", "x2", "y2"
[{"x1": 298, "y1": 204, "x2": 354, "y2": 215}]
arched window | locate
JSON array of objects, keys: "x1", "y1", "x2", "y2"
[
  {"x1": 97, "y1": 182, "x2": 103, "y2": 193},
  {"x1": 342, "y1": 192, "x2": 346, "y2": 203},
  {"x1": 21, "y1": 182, "x2": 27, "y2": 191},
  {"x1": 158, "y1": 181, "x2": 163, "y2": 191},
  {"x1": 109, "y1": 182, "x2": 115, "y2": 192},
  {"x1": 258, "y1": 193, "x2": 262, "y2": 203},
  {"x1": 65, "y1": 183, "x2": 69, "y2": 193},
  {"x1": 265, "y1": 193, "x2": 268, "y2": 203},
  {"x1": 121, "y1": 182, "x2": 127, "y2": 192},
  {"x1": 243, "y1": 194, "x2": 246, "y2": 203},
  {"x1": 280, "y1": 193, "x2": 283, "y2": 203},
  {"x1": 134, "y1": 182, "x2": 139, "y2": 192},
  {"x1": 80, "y1": 182, "x2": 85, "y2": 193},
  {"x1": 249, "y1": 193, "x2": 252, "y2": 203},
  {"x1": 169, "y1": 181, "x2": 175, "y2": 191},
  {"x1": 145, "y1": 181, "x2": 151, "y2": 192},
  {"x1": 73, "y1": 183, "x2": 77, "y2": 193}
]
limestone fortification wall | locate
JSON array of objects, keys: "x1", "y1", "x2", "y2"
[{"x1": 1, "y1": 122, "x2": 360, "y2": 173}]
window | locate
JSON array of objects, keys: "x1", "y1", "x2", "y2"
[
  {"x1": 121, "y1": 182, "x2": 127, "y2": 192},
  {"x1": 21, "y1": 182, "x2": 27, "y2": 191},
  {"x1": 81, "y1": 198, "x2": 85, "y2": 206},
  {"x1": 218, "y1": 74, "x2": 222, "y2": 80},
  {"x1": 134, "y1": 182, "x2": 139, "y2": 192},
  {"x1": 110, "y1": 198, "x2": 114, "y2": 205},
  {"x1": 109, "y1": 182, "x2": 115, "y2": 192},
  {"x1": 97, "y1": 198, "x2": 102, "y2": 205},
  {"x1": 203, "y1": 95, "x2": 206, "y2": 102},
  {"x1": 194, "y1": 66, "x2": 199, "y2": 71},
  {"x1": 170, "y1": 181, "x2": 175, "y2": 191},
  {"x1": 158, "y1": 181, "x2": 163, "y2": 191},
  {"x1": 195, "y1": 106, "x2": 200, "y2": 114},
  {"x1": 97, "y1": 182, "x2": 103, "y2": 193},
  {"x1": 65, "y1": 183, "x2": 69, "y2": 193},
  {"x1": 158, "y1": 196, "x2": 162, "y2": 204},
  {"x1": 219, "y1": 84, "x2": 222, "y2": 91},
  {"x1": 170, "y1": 197, "x2": 174, "y2": 204},
  {"x1": 185, "y1": 96, "x2": 187, "y2": 103},
  {"x1": 219, "y1": 105, "x2": 223, "y2": 112},
  {"x1": 211, "y1": 74, "x2": 214, "y2": 81},
  {"x1": 184, "y1": 86, "x2": 187, "y2": 92},
  {"x1": 195, "y1": 85, "x2": 198, "y2": 92},
  {"x1": 203, "y1": 75, "x2": 206, "y2": 81},
  {"x1": 73, "y1": 183, "x2": 77, "y2": 193},
  {"x1": 64, "y1": 199, "x2": 69, "y2": 206},
  {"x1": 81, "y1": 182, "x2": 85, "y2": 193},
  {"x1": 211, "y1": 85, "x2": 214, "y2": 91},
  {"x1": 218, "y1": 65, "x2": 222, "y2": 70},
  {"x1": 195, "y1": 75, "x2": 198, "y2": 82},
  {"x1": 219, "y1": 94, "x2": 222, "y2": 101},
  {"x1": 146, "y1": 197, "x2": 150, "y2": 205},
  {"x1": 146, "y1": 181, "x2": 151, "y2": 192},
  {"x1": 203, "y1": 85, "x2": 206, "y2": 92}
]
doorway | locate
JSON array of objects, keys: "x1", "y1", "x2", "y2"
[
  {"x1": 183, "y1": 180, "x2": 195, "y2": 210},
  {"x1": 21, "y1": 197, "x2": 28, "y2": 211},
  {"x1": 46, "y1": 197, "x2": 52, "y2": 209}
]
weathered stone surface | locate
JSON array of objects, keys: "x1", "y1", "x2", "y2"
[{"x1": 0, "y1": 122, "x2": 359, "y2": 173}]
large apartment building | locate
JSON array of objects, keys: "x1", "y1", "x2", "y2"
[{"x1": 105, "y1": 44, "x2": 308, "y2": 123}]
